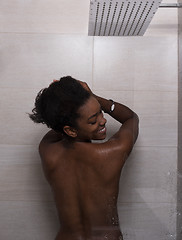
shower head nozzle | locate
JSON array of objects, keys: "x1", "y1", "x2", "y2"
[{"x1": 88, "y1": 0, "x2": 163, "y2": 36}]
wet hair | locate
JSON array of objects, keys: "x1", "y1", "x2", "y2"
[{"x1": 29, "y1": 76, "x2": 91, "y2": 134}]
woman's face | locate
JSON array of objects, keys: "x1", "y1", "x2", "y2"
[{"x1": 76, "y1": 96, "x2": 107, "y2": 142}]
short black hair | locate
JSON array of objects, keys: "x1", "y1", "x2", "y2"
[{"x1": 29, "y1": 76, "x2": 90, "y2": 134}]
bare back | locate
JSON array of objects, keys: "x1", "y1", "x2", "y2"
[{"x1": 39, "y1": 131, "x2": 126, "y2": 240}]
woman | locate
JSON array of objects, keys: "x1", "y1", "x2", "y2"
[{"x1": 29, "y1": 76, "x2": 139, "y2": 240}]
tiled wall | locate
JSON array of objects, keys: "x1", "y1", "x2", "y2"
[
  {"x1": 177, "y1": 0, "x2": 182, "y2": 239},
  {"x1": 0, "y1": 0, "x2": 178, "y2": 239}
]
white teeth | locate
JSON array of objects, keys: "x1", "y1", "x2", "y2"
[{"x1": 99, "y1": 127, "x2": 105, "y2": 133}]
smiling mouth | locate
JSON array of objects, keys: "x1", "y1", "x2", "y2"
[{"x1": 98, "y1": 127, "x2": 106, "y2": 134}]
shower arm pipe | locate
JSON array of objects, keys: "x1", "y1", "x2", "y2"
[{"x1": 159, "y1": 3, "x2": 182, "y2": 8}]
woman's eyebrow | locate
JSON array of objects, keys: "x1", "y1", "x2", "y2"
[
  {"x1": 88, "y1": 106, "x2": 102, "y2": 120},
  {"x1": 88, "y1": 112, "x2": 98, "y2": 120}
]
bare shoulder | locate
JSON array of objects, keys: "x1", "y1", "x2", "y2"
[
  {"x1": 40, "y1": 130, "x2": 63, "y2": 144},
  {"x1": 76, "y1": 139, "x2": 129, "y2": 179},
  {"x1": 39, "y1": 130, "x2": 64, "y2": 171}
]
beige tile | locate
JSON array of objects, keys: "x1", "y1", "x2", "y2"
[
  {"x1": 146, "y1": 0, "x2": 178, "y2": 36},
  {"x1": 94, "y1": 90, "x2": 134, "y2": 108},
  {"x1": 134, "y1": 91, "x2": 178, "y2": 147},
  {"x1": 133, "y1": 37, "x2": 178, "y2": 92},
  {"x1": 146, "y1": 7, "x2": 178, "y2": 36},
  {"x1": 93, "y1": 36, "x2": 177, "y2": 92},
  {"x1": 0, "y1": 34, "x2": 93, "y2": 89},
  {"x1": 0, "y1": 88, "x2": 48, "y2": 145},
  {"x1": 118, "y1": 147, "x2": 177, "y2": 203},
  {"x1": 93, "y1": 37, "x2": 136, "y2": 91},
  {"x1": 118, "y1": 202, "x2": 176, "y2": 240},
  {"x1": 0, "y1": 145, "x2": 53, "y2": 201},
  {"x1": 0, "y1": 0, "x2": 178, "y2": 37},
  {"x1": 0, "y1": 201, "x2": 59, "y2": 240},
  {"x1": 0, "y1": 144, "x2": 39, "y2": 164},
  {"x1": 0, "y1": 0, "x2": 90, "y2": 34}
]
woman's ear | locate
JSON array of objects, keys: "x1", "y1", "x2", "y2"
[{"x1": 63, "y1": 126, "x2": 78, "y2": 138}]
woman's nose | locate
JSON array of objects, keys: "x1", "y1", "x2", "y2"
[{"x1": 100, "y1": 115, "x2": 107, "y2": 126}]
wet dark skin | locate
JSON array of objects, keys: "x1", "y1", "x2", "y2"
[{"x1": 39, "y1": 81, "x2": 139, "y2": 240}]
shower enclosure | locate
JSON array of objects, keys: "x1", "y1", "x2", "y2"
[{"x1": 0, "y1": 0, "x2": 181, "y2": 239}]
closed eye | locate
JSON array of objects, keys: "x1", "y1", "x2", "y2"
[
  {"x1": 88, "y1": 106, "x2": 103, "y2": 125},
  {"x1": 89, "y1": 110, "x2": 103, "y2": 125},
  {"x1": 90, "y1": 121, "x2": 96, "y2": 125}
]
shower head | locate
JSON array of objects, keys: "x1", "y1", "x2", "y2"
[{"x1": 88, "y1": 0, "x2": 163, "y2": 36}]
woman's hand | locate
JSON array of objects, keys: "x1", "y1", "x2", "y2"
[{"x1": 77, "y1": 80, "x2": 93, "y2": 95}]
